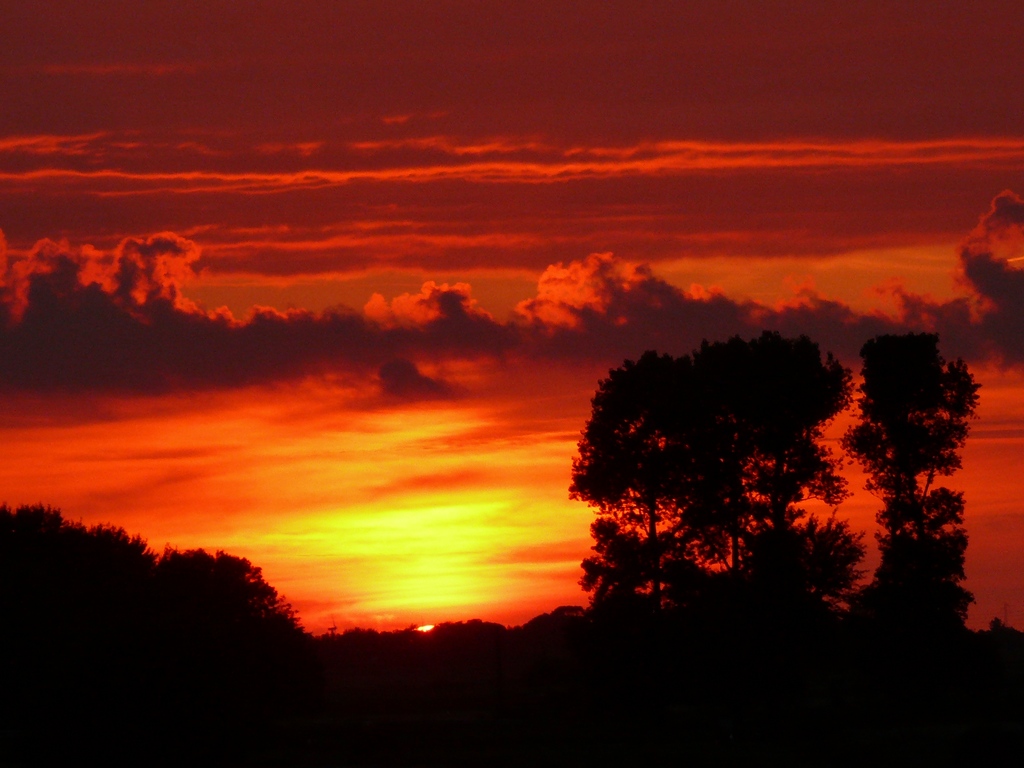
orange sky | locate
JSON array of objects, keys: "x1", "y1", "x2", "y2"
[{"x1": 2, "y1": 2, "x2": 1023, "y2": 631}]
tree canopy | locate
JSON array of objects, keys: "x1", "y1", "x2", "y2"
[
  {"x1": 843, "y1": 332, "x2": 979, "y2": 630},
  {"x1": 572, "y1": 331, "x2": 862, "y2": 615},
  {"x1": 0, "y1": 504, "x2": 321, "y2": 760},
  {"x1": 571, "y1": 350, "x2": 701, "y2": 611}
]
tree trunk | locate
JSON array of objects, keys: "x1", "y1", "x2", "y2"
[
  {"x1": 731, "y1": 527, "x2": 741, "y2": 575},
  {"x1": 648, "y1": 499, "x2": 661, "y2": 612}
]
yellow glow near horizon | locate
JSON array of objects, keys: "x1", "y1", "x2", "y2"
[
  {"x1": 0, "y1": 384, "x2": 592, "y2": 632},
  {"x1": 2, "y1": 347, "x2": 1019, "y2": 634}
]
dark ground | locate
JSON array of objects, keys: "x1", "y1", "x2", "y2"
[
  {"x1": 4, "y1": 611, "x2": 1024, "y2": 767},
  {"x1": 246, "y1": 708, "x2": 1023, "y2": 767},
  {"x1": 239, "y1": 613, "x2": 1024, "y2": 768}
]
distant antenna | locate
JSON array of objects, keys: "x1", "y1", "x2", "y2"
[{"x1": 328, "y1": 616, "x2": 338, "y2": 637}]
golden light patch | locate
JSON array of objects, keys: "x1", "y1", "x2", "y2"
[{"x1": 0, "y1": 386, "x2": 590, "y2": 632}]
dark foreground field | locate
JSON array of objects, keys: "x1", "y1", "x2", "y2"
[
  {"x1": 247, "y1": 709, "x2": 1022, "y2": 767},
  {"x1": 4, "y1": 610, "x2": 1024, "y2": 767},
  {"x1": 239, "y1": 613, "x2": 1024, "y2": 768},
  {"x1": 4, "y1": 707, "x2": 1019, "y2": 768}
]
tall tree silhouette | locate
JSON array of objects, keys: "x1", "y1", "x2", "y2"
[
  {"x1": 572, "y1": 333, "x2": 862, "y2": 614},
  {"x1": 571, "y1": 351, "x2": 702, "y2": 612},
  {"x1": 692, "y1": 333, "x2": 856, "y2": 604},
  {"x1": 843, "y1": 333, "x2": 979, "y2": 629}
]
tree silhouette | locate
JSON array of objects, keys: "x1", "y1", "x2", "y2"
[
  {"x1": 151, "y1": 548, "x2": 321, "y2": 733},
  {"x1": 693, "y1": 333, "x2": 857, "y2": 605},
  {"x1": 843, "y1": 333, "x2": 979, "y2": 630},
  {"x1": 571, "y1": 351, "x2": 701, "y2": 612},
  {"x1": 0, "y1": 504, "x2": 320, "y2": 762},
  {"x1": 700, "y1": 333, "x2": 860, "y2": 606},
  {"x1": 0, "y1": 504, "x2": 157, "y2": 739},
  {"x1": 572, "y1": 333, "x2": 862, "y2": 615}
]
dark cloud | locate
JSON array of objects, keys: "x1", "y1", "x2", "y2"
[
  {"x1": 514, "y1": 252, "x2": 899, "y2": 365},
  {"x1": 0, "y1": 234, "x2": 511, "y2": 393},
  {"x1": 955, "y1": 190, "x2": 1024, "y2": 365},
  {"x1": 967, "y1": 190, "x2": 1024, "y2": 241},
  {"x1": 2, "y1": 191, "x2": 1023, "y2": 395},
  {"x1": 378, "y1": 359, "x2": 454, "y2": 401},
  {"x1": 514, "y1": 191, "x2": 1024, "y2": 369}
]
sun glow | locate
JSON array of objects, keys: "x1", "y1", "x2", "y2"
[{"x1": 0, "y1": 383, "x2": 591, "y2": 632}]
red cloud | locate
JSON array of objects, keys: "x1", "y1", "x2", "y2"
[
  {"x1": 0, "y1": 237, "x2": 509, "y2": 393},
  {"x1": 2, "y1": 233, "x2": 203, "y2": 323},
  {"x1": 365, "y1": 281, "x2": 492, "y2": 328},
  {"x1": 516, "y1": 252, "x2": 651, "y2": 329},
  {"x1": 2, "y1": 191, "x2": 1024, "y2": 395}
]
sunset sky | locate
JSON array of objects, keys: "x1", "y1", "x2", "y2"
[{"x1": 2, "y1": 2, "x2": 1023, "y2": 631}]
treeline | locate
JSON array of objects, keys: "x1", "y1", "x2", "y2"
[
  {"x1": 315, "y1": 609, "x2": 581, "y2": 718},
  {"x1": 573, "y1": 331, "x2": 976, "y2": 629},
  {"x1": 0, "y1": 504, "x2": 321, "y2": 765},
  {"x1": 565, "y1": 331, "x2": 1004, "y2": 724},
  {"x1": 310, "y1": 610, "x2": 1024, "y2": 765}
]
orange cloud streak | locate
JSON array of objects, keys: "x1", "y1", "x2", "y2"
[
  {"x1": 2, "y1": 137, "x2": 1022, "y2": 197},
  {"x1": 0, "y1": 132, "x2": 109, "y2": 155}
]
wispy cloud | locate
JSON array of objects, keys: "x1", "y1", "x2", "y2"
[
  {"x1": 3, "y1": 137, "x2": 1022, "y2": 196},
  {"x1": 0, "y1": 132, "x2": 108, "y2": 155}
]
